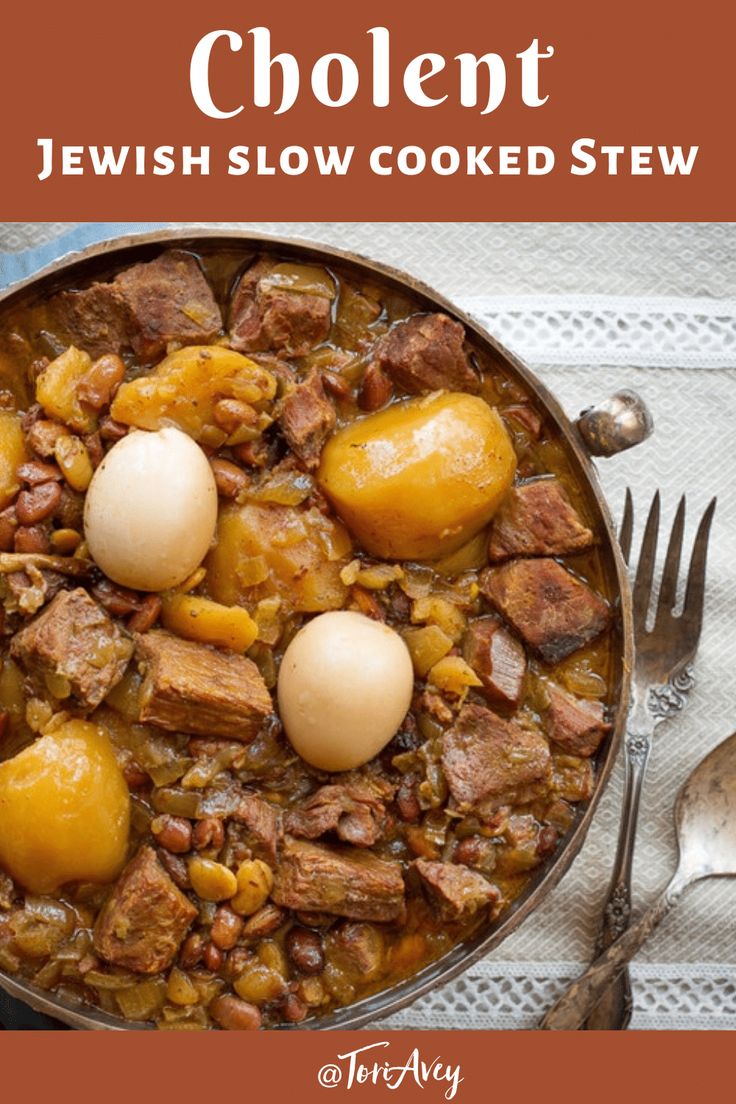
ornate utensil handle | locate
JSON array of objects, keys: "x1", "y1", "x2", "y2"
[
  {"x1": 582, "y1": 727, "x2": 652, "y2": 1029},
  {"x1": 581, "y1": 668, "x2": 695, "y2": 1030},
  {"x1": 541, "y1": 873, "x2": 690, "y2": 1030}
]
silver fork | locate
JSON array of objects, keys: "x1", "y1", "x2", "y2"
[{"x1": 578, "y1": 489, "x2": 717, "y2": 1030}]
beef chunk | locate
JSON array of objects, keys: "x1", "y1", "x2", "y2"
[
  {"x1": 229, "y1": 258, "x2": 332, "y2": 357},
  {"x1": 113, "y1": 250, "x2": 222, "y2": 359},
  {"x1": 234, "y1": 793, "x2": 282, "y2": 862},
  {"x1": 414, "y1": 859, "x2": 500, "y2": 921},
  {"x1": 272, "y1": 838, "x2": 405, "y2": 922},
  {"x1": 135, "y1": 630, "x2": 272, "y2": 740},
  {"x1": 93, "y1": 847, "x2": 197, "y2": 974},
  {"x1": 453, "y1": 835, "x2": 497, "y2": 876},
  {"x1": 441, "y1": 704, "x2": 552, "y2": 818},
  {"x1": 462, "y1": 616, "x2": 527, "y2": 709},
  {"x1": 10, "y1": 587, "x2": 133, "y2": 709},
  {"x1": 278, "y1": 367, "x2": 336, "y2": 470},
  {"x1": 48, "y1": 284, "x2": 133, "y2": 358},
  {"x1": 328, "y1": 922, "x2": 385, "y2": 979},
  {"x1": 544, "y1": 683, "x2": 611, "y2": 757},
  {"x1": 375, "y1": 313, "x2": 479, "y2": 395},
  {"x1": 284, "y1": 777, "x2": 394, "y2": 848},
  {"x1": 480, "y1": 558, "x2": 610, "y2": 664},
  {"x1": 488, "y1": 479, "x2": 594, "y2": 562}
]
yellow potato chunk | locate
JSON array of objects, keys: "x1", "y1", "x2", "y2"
[
  {"x1": 110, "y1": 346, "x2": 276, "y2": 441},
  {"x1": 318, "y1": 392, "x2": 517, "y2": 560},
  {"x1": 205, "y1": 501, "x2": 351, "y2": 615},
  {"x1": 161, "y1": 593, "x2": 258, "y2": 653},
  {"x1": 36, "y1": 346, "x2": 97, "y2": 432},
  {"x1": 0, "y1": 410, "x2": 28, "y2": 508},
  {"x1": 0, "y1": 720, "x2": 130, "y2": 894}
]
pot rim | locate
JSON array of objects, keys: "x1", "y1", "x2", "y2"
[{"x1": 0, "y1": 226, "x2": 633, "y2": 1031}]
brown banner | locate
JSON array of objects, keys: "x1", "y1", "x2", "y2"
[
  {"x1": 1, "y1": 0, "x2": 732, "y2": 219},
  {"x1": 0, "y1": 1028, "x2": 731, "y2": 1101}
]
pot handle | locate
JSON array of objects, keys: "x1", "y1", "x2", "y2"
[{"x1": 574, "y1": 389, "x2": 653, "y2": 458}]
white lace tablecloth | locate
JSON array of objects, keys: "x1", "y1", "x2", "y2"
[{"x1": 1, "y1": 223, "x2": 735, "y2": 1030}]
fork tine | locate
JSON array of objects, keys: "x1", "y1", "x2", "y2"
[
  {"x1": 632, "y1": 491, "x2": 660, "y2": 626},
  {"x1": 681, "y1": 497, "x2": 717, "y2": 638},
  {"x1": 618, "y1": 488, "x2": 634, "y2": 566},
  {"x1": 656, "y1": 495, "x2": 686, "y2": 612}
]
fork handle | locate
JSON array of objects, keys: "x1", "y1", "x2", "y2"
[
  {"x1": 541, "y1": 871, "x2": 690, "y2": 1030},
  {"x1": 582, "y1": 727, "x2": 652, "y2": 1029}
]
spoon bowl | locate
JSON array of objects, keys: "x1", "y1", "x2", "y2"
[{"x1": 676, "y1": 730, "x2": 736, "y2": 881}]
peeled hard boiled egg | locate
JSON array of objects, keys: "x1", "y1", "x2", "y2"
[
  {"x1": 278, "y1": 610, "x2": 414, "y2": 772},
  {"x1": 84, "y1": 426, "x2": 218, "y2": 592}
]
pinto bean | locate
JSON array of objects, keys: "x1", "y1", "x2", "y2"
[
  {"x1": 83, "y1": 432, "x2": 104, "y2": 469},
  {"x1": 210, "y1": 994, "x2": 262, "y2": 1031},
  {"x1": 192, "y1": 817, "x2": 225, "y2": 853},
  {"x1": 209, "y1": 458, "x2": 250, "y2": 499},
  {"x1": 282, "y1": 993, "x2": 308, "y2": 1022},
  {"x1": 241, "y1": 903, "x2": 286, "y2": 940},
  {"x1": 396, "y1": 777, "x2": 421, "y2": 823},
  {"x1": 77, "y1": 354, "x2": 126, "y2": 409},
  {"x1": 212, "y1": 398, "x2": 257, "y2": 435},
  {"x1": 203, "y1": 942, "x2": 224, "y2": 973},
  {"x1": 151, "y1": 815, "x2": 192, "y2": 854},
  {"x1": 14, "y1": 525, "x2": 50, "y2": 553},
  {"x1": 179, "y1": 932, "x2": 205, "y2": 970},
  {"x1": 26, "y1": 419, "x2": 68, "y2": 459},
  {"x1": 15, "y1": 482, "x2": 62, "y2": 526},
  {"x1": 286, "y1": 927, "x2": 325, "y2": 976},
  {"x1": 98, "y1": 416, "x2": 128, "y2": 442},
  {"x1": 359, "y1": 363, "x2": 393, "y2": 412},
  {"x1": 16, "y1": 460, "x2": 62, "y2": 485},
  {"x1": 91, "y1": 579, "x2": 141, "y2": 617},
  {"x1": 211, "y1": 906, "x2": 244, "y2": 951},
  {"x1": 127, "y1": 594, "x2": 162, "y2": 634}
]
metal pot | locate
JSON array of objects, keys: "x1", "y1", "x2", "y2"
[{"x1": 0, "y1": 228, "x2": 652, "y2": 1031}]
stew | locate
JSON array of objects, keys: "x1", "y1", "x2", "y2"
[{"x1": 0, "y1": 246, "x2": 615, "y2": 1030}]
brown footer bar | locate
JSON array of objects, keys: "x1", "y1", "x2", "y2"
[{"x1": 0, "y1": 1029, "x2": 727, "y2": 1102}]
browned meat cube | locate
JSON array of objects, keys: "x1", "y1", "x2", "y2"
[
  {"x1": 278, "y1": 367, "x2": 336, "y2": 470},
  {"x1": 113, "y1": 250, "x2": 222, "y2": 359},
  {"x1": 229, "y1": 257, "x2": 332, "y2": 357},
  {"x1": 271, "y1": 838, "x2": 405, "y2": 922},
  {"x1": 284, "y1": 777, "x2": 394, "y2": 849},
  {"x1": 375, "y1": 313, "x2": 479, "y2": 395},
  {"x1": 234, "y1": 793, "x2": 282, "y2": 863},
  {"x1": 10, "y1": 587, "x2": 133, "y2": 710},
  {"x1": 462, "y1": 616, "x2": 527, "y2": 709},
  {"x1": 135, "y1": 630, "x2": 272, "y2": 740},
  {"x1": 441, "y1": 703, "x2": 552, "y2": 818},
  {"x1": 480, "y1": 558, "x2": 610, "y2": 664},
  {"x1": 544, "y1": 683, "x2": 611, "y2": 757},
  {"x1": 488, "y1": 479, "x2": 594, "y2": 562},
  {"x1": 93, "y1": 846, "x2": 197, "y2": 974},
  {"x1": 414, "y1": 858, "x2": 500, "y2": 921},
  {"x1": 48, "y1": 284, "x2": 133, "y2": 358}
]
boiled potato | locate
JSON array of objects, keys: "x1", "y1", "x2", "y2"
[
  {"x1": 318, "y1": 392, "x2": 516, "y2": 560},
  {"x1": 0, "y1": 720, "x2": 130, "y2": 894},
  {"x1": 205, "y1": 501, "x2": 352, "y2": 615},
  {"x1": 36, "y1": 346, "x2": 97, "y2": 432},
  {"x1": 110, "y1": 345, "x2": 276, "y2": 441},
  {"x1": 161, "y1": 593, "x2": 258, "y2": 652},
  {"x1": 0, "y1": 410, "x2": 27, "y2": 508}
]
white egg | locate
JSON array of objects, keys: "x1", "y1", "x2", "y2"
[
  {"x1": 84, "y1": 426, "x2": 218, "y2": 592},
  {"x1": 277, "y1": 610, "x2": 414, "y2": 772}
]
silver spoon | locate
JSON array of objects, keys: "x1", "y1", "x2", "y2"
[{"x1": 541, "y1": 729, "x2": 736, "y2": 1030}]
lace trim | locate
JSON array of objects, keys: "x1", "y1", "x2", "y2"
[
  {"x1": 377, "y1": 962, "x2": 736, "y2": 1030},
  {"x1": 459, "y1": 295, "x2": 736, "y2": 370}
]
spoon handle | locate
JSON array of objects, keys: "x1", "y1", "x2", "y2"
[{"x1": 540, "y1": 872, "x2": 690, "y2": 1030}]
